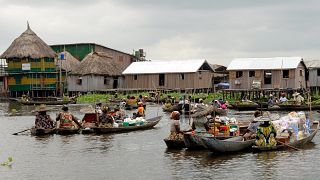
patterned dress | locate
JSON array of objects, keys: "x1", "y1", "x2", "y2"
[
  {"x1": 255, "y1": 124, "x2": 277, "y2": 147},
  {"x1": 35, "y1": 114, "x2": 54, "y2": 129},
  {"x1": 58, "y1": 112, "x2": 77, "y2": 129}
]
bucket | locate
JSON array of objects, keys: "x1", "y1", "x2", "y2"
[{"x1": 123, "y1": 122, "x2": 129, "y2": 127}]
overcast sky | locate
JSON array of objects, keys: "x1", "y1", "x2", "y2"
[{"x1": 1, "y1": 0, "x2": 320, "y2": 66}]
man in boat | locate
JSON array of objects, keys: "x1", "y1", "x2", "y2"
[
  {"x1": 243, "y1": 111, "x2": 262, "y2": 140},
  {"x1": 293, "y1": 92, "x2": 304, "y2": 105},
  {"x1": 136, "y1": 102, "x2": 145, "y2": 117},
  {"x1": 168, "y1": 111, "x2": 183, "y2": 140},
  {"x1": 56, "y1": 105, "x2": 81, "y2": 129},
  {"x1": 99, "y1": 106, "x2": 114, "y2": 128},
  {"x1": 255, "y1": 113, "x2": 277, "y2": 147},
  {"x1": 34, "y1": 104, "x2": 55, "y2": 129}
]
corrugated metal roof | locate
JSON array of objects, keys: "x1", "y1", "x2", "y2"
[
  {"x1": 227, "y1": 57, "x2": 303, "y2": 70},
  {"x1": 123, "y1": 59, "x2": 212, "y2": 74},
  {"x1": 304, "y1": 60, "x2": 320, "y2": 68}
]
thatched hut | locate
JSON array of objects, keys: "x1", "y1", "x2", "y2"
[
  {"x1": 0, "y1": 23, "x2": 57, "y2": 97},
  {"x1": 68, "y1": 51, "x2": 125, "y2": 94}
]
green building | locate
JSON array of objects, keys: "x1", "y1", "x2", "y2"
[{"x1": 0, "y1": 24, "x2": 57, "y2": 97}]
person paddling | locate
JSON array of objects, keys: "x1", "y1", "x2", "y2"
[
  {"x1": 56, "y1": 105, "x2": 81, "y2": 129},
  {"x1": 34, "y1": 104, "x2": 55, "y2": 129}
]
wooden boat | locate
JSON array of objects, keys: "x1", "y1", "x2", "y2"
[
  {"x1": 278, "y1": 104, "x2": 320, "y2": 111},
  {"x1": 230, "y1": 103, "x2": 259, "y2": 111},
  {"x1": 19, "y1": 97, "x2": 76, "y2": 105},
  {"x1": 252, "y1": 121, "x2": 319, "y2": 151},
  {"x1": 30, "y1": 127, "x2": 55, "y2": 136},
  {"x1": 201, "y1": 136, "x2": 255, "y2": 152},
  {"x1": 183, "y1": 132, "x2": 210, "y2": 150},
  {"x1": 55, "y1": 128, "x2": 80, "y2": 135},
  {"x1": 164, "y1": 139, "x2": 186, "y2": 149},
  {"x1": 81, "y1": 128, "x2": 95, "y2": 134},
  {"x1": 92, "y1": 116, "x2": 161, "y2": 134}
]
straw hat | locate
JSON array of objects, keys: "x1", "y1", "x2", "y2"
[
  {"x1": 293, "y1": 92, "x2": 300, "y2": 96},
  {"x1": 255, "y1": 112, "x2": 280, "y2": 122},
  {"x1": 80, "y1": 105, "x2": 96, "y2": 114},
  {"x1": 35, "y1": 104, "x2": 50, "y2": 112}
]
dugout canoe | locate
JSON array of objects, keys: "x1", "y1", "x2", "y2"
[
  {"x1": 55, "y1": 128, "x2": 80, "y2": 135},
  {"x1": 163, "y1": 138, "x2": 186, "y2": 149},
  {"x1": 92, "y1": 116, "x2": 161, "y2": 134},
  {"x1": 201, "y1": 136, "x2": 255, "y2": 153},
  {"x1": 30, "y1": 127, "x2": 55, "y2": 136},
  {"x1": 230, "y1": 104, "x2": 259, "y2": 111}
]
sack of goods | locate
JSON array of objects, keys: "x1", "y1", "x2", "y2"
[
  {"x1": 272, "y1": 111, "x2": 310, "y2": 141},
  {"x1": 124, "y1": 117, "x2": 146, "y2": 126}
]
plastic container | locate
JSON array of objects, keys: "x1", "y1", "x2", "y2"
[{"x1": 123, "y1": 122, "x2": 129, "y2": 127}]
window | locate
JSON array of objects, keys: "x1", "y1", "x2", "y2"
[
  {"x1": 283, "y1": 70, "x2": 289, "y2": 78},
  {"x1": 249, "y1": 71, "x2": 255, "y2": 77},
  {"x1": 199, "y1": 71, "x2": 202, "y2": 79},
  {"x1": 300, "y1": 69, "x2": 303, "y2": 76},
  {"x1": 77, "y1": 77, "x2": 82, "y2": 85},
  {"x1": 180, "y1": 74, "x2": 184, "y2": 80},
  {"x1": 236, "y1": 71, "x2": 243, "y2": 78},
  {"x1": 104, "y1": 76, "x2": 110, "y2": 85},
  {"x1": 317, "y1": 69, "x2": 320, "y2": 76},
  {"x1": 134, "y1": 75, "x2": 137, "y2": 80},
  {"x1": 264, "y1": 70, "x2": 272, "y2": 84}
]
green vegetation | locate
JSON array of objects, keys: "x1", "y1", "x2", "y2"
[{"x1": 1, "y1": 156, "x2": 13, "y2": 167}]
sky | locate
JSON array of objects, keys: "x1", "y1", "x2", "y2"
[{"x1": 1, "y1": 0, "x2": 320, "y2": 66}]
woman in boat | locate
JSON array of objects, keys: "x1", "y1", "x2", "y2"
[
  {"x1": 80, "y1": 105, "x2": 98, "y2": 128},
  {"x1": 99, "y1": 106, "x2": 114, "y2": 128},
  {"x1": 255, "y1": 115, "x2": 277, "y2": 147},
  {"x1": 168, "y1": 111, "x2": 183, "y2": 140},
  {"x1": 136, "y1": 102, "x2": 145, "y2": 117},
  {"x1": 56, "y1": 105, "x2": 81, "y2": 129},
  {"x1": 34, "y1": 104, "x2": 55, "y2": 129}
]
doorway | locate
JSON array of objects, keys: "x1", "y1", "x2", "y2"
[{"x1": 159, "y1": 74, "x2": 165, "y2": 86}]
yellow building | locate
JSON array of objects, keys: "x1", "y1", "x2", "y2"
[{"x1": 0, "y1": 23, "x2": 57, "y2": 97}]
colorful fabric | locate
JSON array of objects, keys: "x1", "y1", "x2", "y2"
[
  {"x1": 255, "y1": 124, "x2": 277, "y2": 147},
  {"x1": 59, "y1": 112, "x2": 76, "y2": 128},
  {"x1": 137, "y1": 107, "x2": 145, "y2": 117},
  {"x1": 35, "y1": 114, "x2": 54, "y2": 129}
]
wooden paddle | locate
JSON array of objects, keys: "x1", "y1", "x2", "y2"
[
  {"x1": 12, "y1": 128, "x2": 31, "y2": 135},
  {"x1": 276, "y1": 140, "x2": 300, "y2": 151}
]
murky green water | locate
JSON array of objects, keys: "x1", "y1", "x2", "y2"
[{"x1": 0, "y1": 102, "x2": 319, "y2": 180}]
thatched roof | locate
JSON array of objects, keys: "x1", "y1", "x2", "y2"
[
  {"x1": 0, "y1": 23, "x2": 56, "y2": 59},
  {"x1": 71, "y1": 52, "x2": 124, "y2": 76},
  {"x1": 56, "y1": 51, "x2": 80, "y2": 72}
]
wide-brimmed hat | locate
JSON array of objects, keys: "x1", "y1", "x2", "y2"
[
  {"x1": 293, "y1": 92, "x2": 300, "y2": 96},
  {"x1": 35, "y1": 104, "x2": 50, "y2": 112},
  {"x1": 80, "y1": 105, "x2": 96, "y2": 114},
  {"x1": 255, "y1": 112, "x2": 280, "y2": 122}
]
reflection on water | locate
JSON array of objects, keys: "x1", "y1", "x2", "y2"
[{"x1": 0, "y1": 102, "x2": 319, "y2": 179}]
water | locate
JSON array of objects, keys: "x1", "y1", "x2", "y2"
[{"x1": 0, "y1": 102, "x2": 319, "y2": 180}]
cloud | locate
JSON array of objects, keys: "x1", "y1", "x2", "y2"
[{"x1": 1, "y1": 0, "x2": 320, "y2": 66}]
